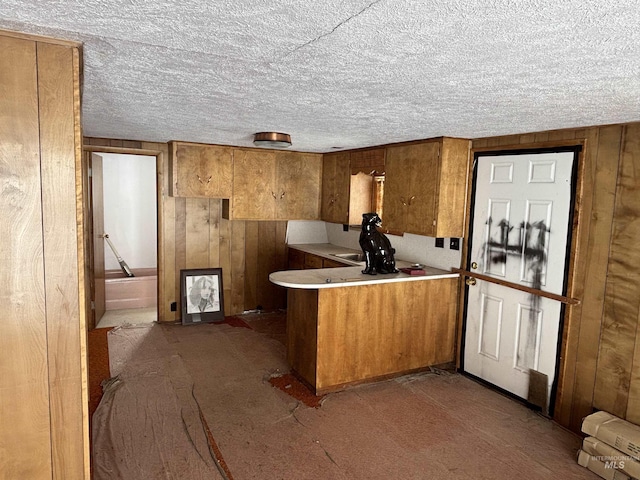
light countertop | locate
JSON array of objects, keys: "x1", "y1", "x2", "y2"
[
  {"x1": 287, "y1": 243, "x2": 365, "y2": 265},
  {"x1": 273, "y1": 243, "x2": 458, "y2": 289}
]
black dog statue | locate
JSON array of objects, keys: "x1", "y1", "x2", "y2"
[{"x1": 359, "y1": 213, "x2": 398, "y2": 275}]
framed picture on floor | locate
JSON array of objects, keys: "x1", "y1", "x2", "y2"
[{"x1": 180, "y1": 268, "x2": 224, "y2": 325}]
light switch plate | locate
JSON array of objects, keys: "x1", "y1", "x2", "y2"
[
  {"x1": 450, "y1": 238, "x2": 460, "y2": 250},
  {"x1": 435, "y1": 238, "x2": 444, "y2": 248}
]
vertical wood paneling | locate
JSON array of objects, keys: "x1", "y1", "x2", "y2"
[
  {"x1": 554, "y1": 127, "x2": 600, "y2": 427},
  {"x1": 147, "y1": 143, "x2": 173, "y2": 323},
  {"x1": 276, "y1": 222, "x2": 288, "y2": 269},
  {"x1": 244, "y1": 221, "x2": 260, "y2": 309},
  {"x1": 256, "y1": 222, "x2": 276, "y2": 310},
  {"x1": 628, "y1": 306, "x2": 640, "y2": 423},
  {"x1": 0, "y1": 35, "x2": 52, "y2": 479},
  {"x1": 287, "y1": 289, "x2": 319, "y2": 385},
  {"x1": 219, "y1": 214, "x2": 232, "y2": 316},
  {"x1": 174, "y1": 196, "x2": 187, "y2": 315},
  {"x1": 71, "y1": 46, "x2": 90, "y2": 479},
  {"x1": 547, "y1": 129, "x2": 577, "y2": 142},
  {"x1": 185, "y1": 197, "x2": 210, "y2": 268},
  {"x1": 257, "y1": 221, "x2": 287, "y2": 310},
  {"x1": 597, "y1": 123, "x2": 640, "y2": 418},
  {"x1": 37, "y1": 41, "x2": 85, "y2": 479},
  {"x1": 518, "y1": 133, "x2": 536, "y2": 144},
  {"x1": 570, "y1": 125, "x2": 623, "y2": 430},
  {"x1": 534, "y1": 132, "x2": 550, "y2": 143},
  {"x1": 2, "y1": 33, "x2": 86, "y2": 479},
  {"x1": 208, "y1": 199, "x2": 221, "y2": 267},
  {"x1": 230, "y1": 221, "x2": 246, "y2": 314}
]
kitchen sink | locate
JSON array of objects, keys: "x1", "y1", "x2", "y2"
[{"x1": 331, "y1": 252, "x2": 366, "y2": 262}]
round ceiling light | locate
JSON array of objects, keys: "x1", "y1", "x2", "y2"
[{"x1": 253, "y1": 132, "x2": 292, "y2": 148}]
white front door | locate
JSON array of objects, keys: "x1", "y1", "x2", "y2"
[{"x1": 463, "y1": 149, "x2": 577, "y2": 405}]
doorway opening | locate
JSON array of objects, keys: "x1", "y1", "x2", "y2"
[{"x1": 91, "y1": 152, "x2": 158, "y2": 328}]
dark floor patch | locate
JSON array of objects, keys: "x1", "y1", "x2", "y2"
[
  {"x1": 269, "y1": 373, "x2": 325, "y2": 408},
  {"x1": 222, "y1": 316, "x2": 253, "y2": 329}
]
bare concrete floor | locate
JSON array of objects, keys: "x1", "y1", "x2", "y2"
[{"x1": 93, "y1": 312, "x2": 597, "y2": 479}]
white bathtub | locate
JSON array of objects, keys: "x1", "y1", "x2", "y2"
[{"x1": 105, "y1": 268, "x2": 157, "y2": 310}]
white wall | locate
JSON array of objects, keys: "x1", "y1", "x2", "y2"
[
  {"x1": 285, "y1": 220, "x2": 329, "y2": 244},
  {"x1": 323, "y1": 221, "x2": 463, "y2": 271},
  {"x1": 101, "y1": 153, "x2": 157, "y2": 270}
]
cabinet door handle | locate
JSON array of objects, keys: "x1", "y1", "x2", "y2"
[
  {"x1": 408, "y1": 195, "x2": 416, "y2": 205},
  {"x1": 197, "y1": 175, "x2": 212, "y2": 184},
  {"x1": 400, "y1": 196, "x2": 407, "y2": 206},
  {"x1": 280, "y1": 191, "x2": 286, "y2": 199},
  {"x1": 271, "y1": 191, "x2": 277, "y2": 199}
]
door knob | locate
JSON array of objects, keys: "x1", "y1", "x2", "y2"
[
  {"x1": 471, "y1": 262, "x2": 478, "y2": 269},
  {"x1": 465, "y1": 277, "x2": 477, "y2": 286}
]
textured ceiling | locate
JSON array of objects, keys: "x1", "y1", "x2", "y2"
[{"x1": 1, "y1": 0, "x2": 639, "y2": 152}]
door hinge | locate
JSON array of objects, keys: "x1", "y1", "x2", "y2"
[{"x1": 90, "y1": 300, "x2": 95, "y2": 310}]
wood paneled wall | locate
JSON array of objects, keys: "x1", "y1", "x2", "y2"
[
  {"x1": 83, "y1": 138, "x2": 288, "y2": 322},
  {"x1": 471, "y1": 122, "x2": 640, "y2": 432},
  {"x1": 1, "y1": 32, "x2": 87, "y2": 479}
]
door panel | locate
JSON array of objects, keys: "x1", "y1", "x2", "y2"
[
  {"x1": 464, "y1": 149, "x2": 576, "y2": 406},
  {"x1": 468, "y1": 281, "x2": 561, "y2": 399}
]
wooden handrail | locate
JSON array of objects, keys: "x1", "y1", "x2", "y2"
[{"x1": 452, "y1": 268, "x2": 581, "y2": 305}]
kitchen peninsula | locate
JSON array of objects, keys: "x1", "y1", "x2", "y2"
[{"x1": 270, "y1": 262, "x2": 460, "y2": 394}]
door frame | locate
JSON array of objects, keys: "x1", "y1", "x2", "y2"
[
  {"x1": 83, "y1": 145, "x2": 163, "y2": 330},
  {"x1": 457, "y1": 141, "x2": 585, "y2": 417}
]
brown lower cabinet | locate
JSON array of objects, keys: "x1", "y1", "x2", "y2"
[
  {"x1": 286, "y1": 277, "x2": 458, "y2": 394},
  {"x1": 287, "y1": 248, "x2": 352, "y2": 270}
]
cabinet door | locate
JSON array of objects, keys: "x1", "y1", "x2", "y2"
[
  {"x1": 404, "y1": 142, "x2": 440, "y2": 236},
  {"x1": 321, "y1": 152, "x2": 350, "y2": 224},
  {"x1": 231, "y1": 149, "x2": 277, "y2": 219},
  {"x1": 275, "y1": 151, "x2": 322, "y2": 220},
  {"x1": 382, "y1": 144, "x2": 415, "y2": 233},
  {"x1": 303, "y1": 253, "x2": 323, "y2": 269},
  {"x1": 288, "y1": 248, "x2": 305, "y2": 270},
  {"x1": 385, "y1": 140, "x2": 463, "y2": 237},
  {"x1": 434, "y1": 137, "x2": 470, "y2": 237},
  {"x1": 170, "y1": 142, "x2": 233, "y2": 197},
  {"x1": 322, "y1": 258, "x2": 350, "y2": 268}
]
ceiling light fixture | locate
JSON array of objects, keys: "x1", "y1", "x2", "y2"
[{"x1": 253, "y1": 132, "x2": 292, "y2": 148}]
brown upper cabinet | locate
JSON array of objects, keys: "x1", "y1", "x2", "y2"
[
  {"x1": 223, "y1": 149, "x2": 322, "y2": 220},
  {"x1": 321, "y1": 148, "x2": 386, "y2": 226},
  {"x1": 321, "y1": 151, "x2": 351, "y2": 224},
  {"x1": 383, "y1": 137, "x2": 470, "y2": 237},
  {"x1": 169, "y1": 141, "x2": 233, "y2": 198}
]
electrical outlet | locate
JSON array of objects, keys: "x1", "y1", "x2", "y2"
[
  {"x1": 450, "y1": 238, "x2": 460, "y2": 250},
  {"x1": 170, "y1": 302, "x2": 177, "y2": 312},
  {"x1": 435, "y1": 238, "x2": 444, "y2": 248}
]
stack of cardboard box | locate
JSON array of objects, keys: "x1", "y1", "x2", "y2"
[{"x1": 579, "y1": 411, "x2": 640, "y2": 479}]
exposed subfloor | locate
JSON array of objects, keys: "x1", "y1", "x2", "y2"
[
  {"x1": 91, "y1": 311, "x2": 597, "y2": 480},
  {"x1": 96, "y1": 306, "x2": 157, "y2": 328}
]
